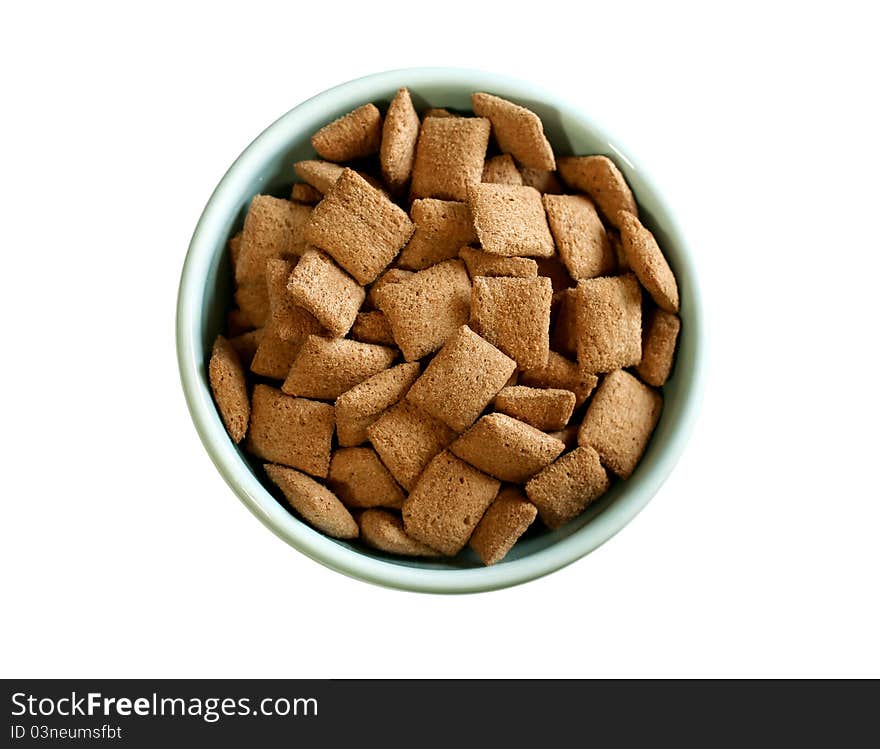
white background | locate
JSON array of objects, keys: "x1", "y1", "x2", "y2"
[{"x1": 2, "y1": 1, "x2": 878, "y2": 678}]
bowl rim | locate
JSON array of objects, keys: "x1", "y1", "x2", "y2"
[{"x1": 176, "y1": 66, "x2": 707, "y2": 594}]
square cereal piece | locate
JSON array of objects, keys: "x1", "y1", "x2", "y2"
[
  {"x1": 450, "y1": 413, "x2": 564, "y2": 483},
  {"x1": 575, "y1": 273, "x2": 642, "y2": 373},
  {"x1": 228, "y1": 328, "x2": 264, "y2": 369},
  {"x1": 359, "y1": 509, "x2": 440, "y2": 557},
  {"x1": 520, "y1": 168, "x2": 564, "y2": 194},
  {"x1": 469, "y1": 487, "x2": 537, "y2": 565},
  {"x1": 250, "y1": 323, "x2": 303, "y2": 380},
  {"x1": 482, "y1": 154, "x2": 523, "y2": 185},
  {"x1": 286, "y1": 249, "x2": 365, "y2": 337},
  {"x1": 550, "y1": 288, "x2": 578, "y2": 358},
  {"x1": 410, "y1": 116, "x2": 491, "y2": 201},
  {"x1": 294, "y1": 160, "x2": 345, "y2": 194},
  {"x1": 265, "y1": 258, "x2": 325, "y2": 343},
  {"x1": 336, "y1": 362, "x2": 421, "y2": 447},
  {"x1": 468, "y1": 183, "x2": 555, "y2": 257},
  {"x1": 520, "y1": 351, "x2": 598, "y2": 408},
  {"x1": 617, "y1": 211, "x2": 679, "y2": 313},
  {"x1": 367, "y1": 400, "x2": 457, "y2": 491},
  {"x1": 290, "y1": 183, "x2": 322, "y2": 205},
  {"x1": 557, "y1": 155, "x2": 637, "y2": 229},
  {"x1": 543, "y1": 194, "x2": 616, "y2": 280},
  {"x1": 470, "y1": 276, "x2": 552, "y2": 369},
  {"x1": 234, "y1": 281, "x2": 270, "y2": 328},
  {"x1": 350, "y1": 310, "x2": 395, "y2": 346},
  {"x1": 578, "y1": 369, "x2": 663, "y2": 478},
  {"x1": 525, "y1": 446, "x2": 610, "y2": 529},
  {"x1": 375, "y1": 259, "x2": 471, "y2": 361},
  {"x1": 460, "y1": 247, "x2": 538, "y2": 279},
  {"x1": 208, "y1": 335, "x2": 250, "y2": 443},
  {"x1": 424, "y1": 108, "x2": 454, "y2": 118},
  {"x1": 396, "y1": 199, "x2": 477, "y2": 271},
  {"x1": 264, "y1": 464, "x2": 357, "y2": 539},
  {"x1": 365, "y1": 268, "x2": 413, "y2": 309},
  {"x1": 304, "y1": 169, "x2": 414, "y2": 284},
  {"x1": 471, "y1": 92, "x2": 555, "y2": 171},
  {"x1": 311, "y1": 103, "x2": 382, "y2": 162},
  {"x1": 402, "y1": 451, "x2": 501, "y2": 555},
  {"x1": 493, "y1": 385, "x2": 576, "y2": 431},
  {"x1": 380, "y1": 88, "x2": 420, "y2": 193},
  {"x1": 636, "y1": 308, "x2": 681, "y2": 387},
  {"x1": 406, "y1": 325, "x2": 516, "y2": 433},
  {"x1": 282, "y1": 335, "x2": 396, "y2": 401},
  {"x1": 246, "y1": 385, "x2": 334, "y2": 478},
  {"x1": 236, "y1": 195, "x2": 311, "y2": 284},
  {"x1": 328, "y1": 447, "x2": 405, "y2": 509}
]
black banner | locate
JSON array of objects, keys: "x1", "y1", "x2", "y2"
[{"x1": 3, "y1": 680, "x2": 877, "y2": 745}]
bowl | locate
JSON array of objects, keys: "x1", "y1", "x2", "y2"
[{"x1": 176, "y1": 67, "x2": 707, "y2": 593}]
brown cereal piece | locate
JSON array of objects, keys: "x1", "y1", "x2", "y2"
[
  {"x1": 520, "y1": 351, "x2": 598, "y2": 408},
  {"x1": 311, "y1": 103, "x2": 382, "y2": 162},
  {"x1": 226, "y1": 308, "x2": 253, "y2": 337},
  {"x1": 335, "y1": 362, "x2": 421, "y2": 447},
  {"x1": 470, "y1": 276, "x2": 552, "y2": 369},
  {"x1": 543, "y1": 194, "x2": 616, "y2": 280},
  {"x1": 402, "y1": 451, "x2": 501, "y2": 556},
  {"x1": 375, "y1": 259, "x2": 471, "y2": 361},
  {"x1": 366, "y1": 268, "x2": 413, "y2": 309},
  {"x1": 525, "y1": 446, "x2": 610, "y2": 529},
  {"x1": 424, "y1": 108, "x2": 454, "y2": 118},
  {"x1": 282, "y1": 335, "x2": 396, "y2": 400},
  {"x1": 234, "y1": 281, "x2": 270, "y2": 328},
  {"x1": 228, "y1": 328, "x2": 264, "y2": 368},
  {"x1": 493, "y1": 385, "x2": 576, "y2": 431},
  {"x1": 471, "y1": 92, "x2": 556, "y2": 171},
  {"x1": 328, "y1": 447, "x2": 405, "y2": 509},
  {"x1": 246, "y1": 385, "x2": 334, "y2": 477},
  {"x1": 208, "y1": 335, "x2": 250, "y2": 443},
  {"x1": 617, "y1": 211, "x2": 679, "y2": 313},
  {"x1": 228, "y1": 232, "x2": 243, "y2": 272},
  {"x1": 468, "y1": 183, "x2": 555, "y2": 257},
  {"x1": 637, "y1": 309, "x2": 681, "y2": 387},
  {"x1": 380, "y1": 88, "x2": 420, "y2": 192},
  {"x1": 286, "y1": 249, "x2": 365, "y2": 337},
  {"x1": 469, "y1": 487, "x2": 537, "y2": 565},
  {"x1": 367, "y1": 400, "x2": 457, "y2": 491},
  {"x1": 557, "y1": 155, "x2": 637, "y2": 228},
  {"x1": 264, "y1": 464, "x2": 357, "y2": 539},
  {"x1": 410, "y1": 116, "x2": 491, "y2": 201},
  {"x1": 459, "y1": 247, "x2": 538, "y2": 279},
  {"x1": 482, "y1": 154, "x2": 523, "y2": 185},
  {"x1": 350, "y1": 310, "x2": 395, "y2": 346},
  {"x1": 610, "y1": 229, "x2": 628, "y2": 271},
  {"x1": 406, "y1": 325, "x2": 516, "y2": 433},
  {"x1": 450, "y1": 413, "x2": 564, "y2": 483},
  {"x1": 265, "y1": 258, "x2": 325, "y2": 343},
  {"x1": 551, "y1": 288, "x2": 578, "y2": 358},
  {"x1": 304, "y1": 169, "x2": 415, "y2": 284},
  {"x1": 396, "y1": 199, "x2": 477, "y2": 271},
  {"x1": 548, "y1": 423, "x2": 579, "y2": 450},
  {"x1": 359, "y1": 509, "x2": 441, "y2": 556},
  {"x1": 578, "y1": 369, "x2": 663, "y2": 478},
  {"x1": 575, "y1": 274, "x2": 642, "y2": 373},
  {"x1": 290, "y1": 183, "x2": 322, "y2": 205},
  {"x1": 236, "y1": 195, "x2": 311, "y2": 283},
  {"x1": 534, "y1": 255, "x2": 574, "y2": 292},
  {"x1": 520, "y1": 168, "x2": 564, "y2": 195},
  {"x1": 294, "y1": 160, "x2": 345, "y2": 194},
  {"x1": 249, "y1": 323, "x2": 303, "y2": 380}
]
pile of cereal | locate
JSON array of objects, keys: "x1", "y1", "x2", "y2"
[{"x1": 209, "y1": 89, "x2": 681, "y2": 565}]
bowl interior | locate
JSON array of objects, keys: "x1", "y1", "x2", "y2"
[{"x1": 178, "y1": 68, "x2": 704, "y2": 592}]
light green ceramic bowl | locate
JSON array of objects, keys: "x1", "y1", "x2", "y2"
[{"x1": 176, "y1": 67, "x2": 706, "y2": 593}]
